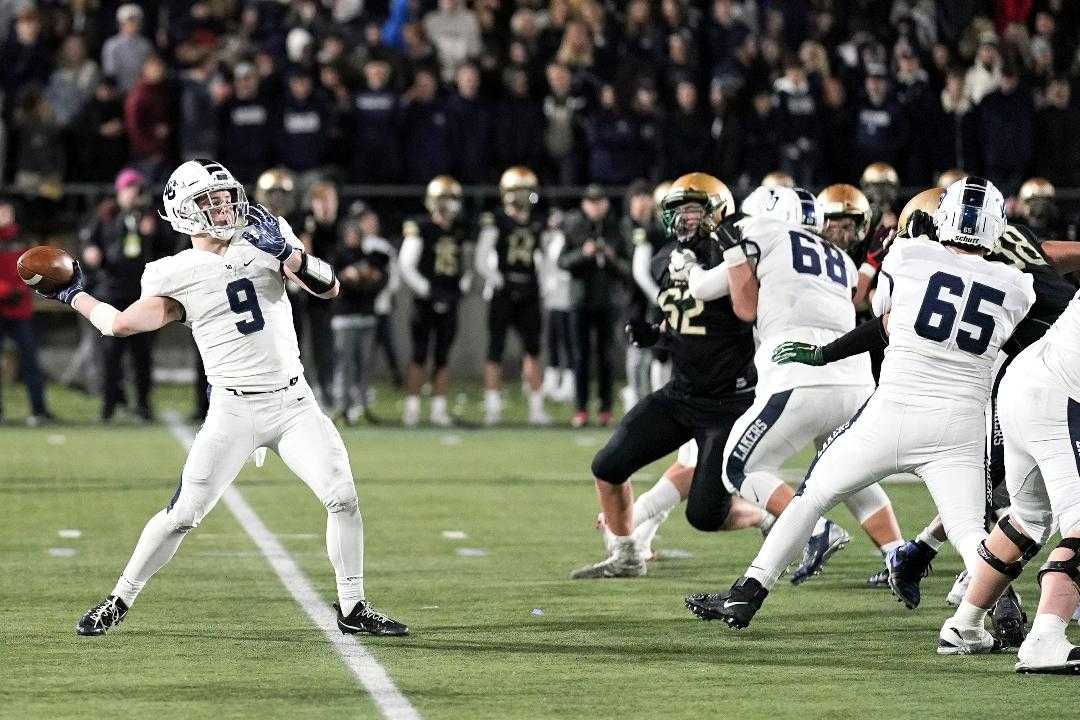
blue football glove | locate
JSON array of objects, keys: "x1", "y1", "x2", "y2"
[
  {"x1": 37, "y1": 260, "x2": 87, "y2": 305},
  {"x1": 241, "y1": 204, "x2": 292, "y2": 261}
]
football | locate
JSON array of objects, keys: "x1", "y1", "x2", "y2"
[{"x1": 17, "y1": 246, "x2": 75, "y2": 293}]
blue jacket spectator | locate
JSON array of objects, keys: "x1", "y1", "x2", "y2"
[
  {"x1": 400, "y1": 68, "x2": 454, "y2": 183},
  {"x1": 973, "y1": 66, "x2": 1035, "y2": 196},
  {"x1": 218, "y1": 63, "x2": 276, "y2": 184},
  {"x1": 351, "y1": 60, "x2": 402, "y2": 183},
  {"x1": 851, "y1": 70, "x2": 908, "y2": 181},
  {"x1": 446, "y1": 63, "x2": 493, "y2": 183},
  {"x1": 276, "y1": 70, "x2": 330, "y2": 174}
]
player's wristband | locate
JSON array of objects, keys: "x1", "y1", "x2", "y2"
[
  {"x1": 297, "y1": 251, "x2": 335, "y2": 294},
  {"x1": 858, "y1": 261, "x2": 879, "y2": 278},
  {"x1": 819, "y1": 315, "x2": 889, "y2": 364},
  {"x1": 723, "y1": 245, "x2": 747, "y2": 267},
  {"x1": 89, "y1": 300, "x2": 119, "y2": 337}
]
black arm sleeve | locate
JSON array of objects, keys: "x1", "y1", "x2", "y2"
[{"x1": 819, "y1": 315, "x2": 889, "y2": 364}]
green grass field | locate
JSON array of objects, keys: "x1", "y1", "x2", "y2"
[{"x1": 2, "y1": 383, "x2": 1077, "y2": 720}]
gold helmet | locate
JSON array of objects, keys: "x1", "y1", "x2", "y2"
[
  {"x1": 761, "y1": 170, "x2": 795, "y2": 188},
  {"x1": 255, "y1": 168, "x2": 297, "y2": 215},
  {"x1": 817, "y1": 183, "x2": 872, "y2": 240},
  {"x1": 937, "y1": 168, "x2": 966, "y2": 188},
  {"x1": 659, "y1": 173, "x2": 734, "y2": 239},
  {"x1": 861, "y1": 161, "x2": 900, "y2": 209},
  {"x1": 898, "y1": 187, "x2": 943, "y2": 237},
  {"x1": 1019, "y1": 177, "x2": 1055, "y2": 201},
  {"x1": 425, "y1": 174, "x2": 463, "y2": 220},
  {"x1": 499, "y1": 166, "x2": 539, "y2": 210},
  {"x1": 861, "y1": 162, "x2": 900, "y2": 187}
]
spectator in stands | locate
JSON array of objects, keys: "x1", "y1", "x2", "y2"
[
  {"x1": 400, "y1": 67, "x2": 453, "y2": 183},
  {"x1": 773, "y1": 56, "x2": 823, "y2": 187},
  {"x1": 894, "y1": 44, "x2": 937, "y2": 186},
  {"x1": 973, "y1": 61, "x2": 1034, "y2": 195},
  {"x1": 1035, "y1": 77, "x2": 1080, "y2": 188},
  {"x1": 44, "y1": 35, "x2": 99, "y2": 131},
  {"x1": 542, "y1": 62, "x2": 585, "y2": 185},
  {"x1": 12, "y1": 86, "x2": 64, "y2": 198},
  {"x1": 178, "y1": 56, "x2": 227, "y2": 161},
  {"x1": 663, "y1": 80, "x2": 711, "y2": 180},
  {"x1": 851, "y1": 66, "x2": 908, "y2": 181},
  {"x1": 298, "y1": 181, "x2": 341, "y2": 408},
  {"x1": 965, "y1": 31, "x2": 1002, "y2": 105},
  {"x1": 276, "y1": 68, "x2": 329, "y2": 175},
  {"x1": 75, "y1": 76, "x2": 127, "y2": 182},
  {"x1": 940, "y1": 66, "x2": 972, "y2": 172},
  {"x1": 351, "y1": 59, "x2": 401, "y2": 183},
  {"x1": 333, "y1": 216, "x2": 393, "y2": 425},
  {"x1": 0, "y1": 199, "x2": 51, "y2": 425},
  {"x1": 423, "y1": 0, "x2": 482, "y2": 82},
  {"x1": 447, "y1": 62, "x2": 493, "y2": 184},
  {"x1": 740, "y1": 89, "x2": 781, "y2": 187},
  {"x1": 583, "y1": 84, "x2": 637, "y2": 184},
  {"x1": 494, "y1": 67, "x2": 545, "y2": 173},
  {"x1": 558, "y1": 185, "x2": 631, "y2": 428},
  {"x1": 123, "y1": 55, "x2": 172, "y2": 183},
  {"x1": 81, "y1": 169, "x2": 174, "y2": 422},
  {"x1": 707, "y1": 79, "x2": 743, "y2": 185},
  {"x1": 219, "y1": 61, "x2": 274, "y2": 184},
  {"x1": 101, "y1": 4, "x2": 153, "y2": 93},
  {"x1": 0, "y1": 6, "x2": 50, "y2": 100}
]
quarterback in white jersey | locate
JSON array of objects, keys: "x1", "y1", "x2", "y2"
[
  {"x1": 939, "y1": 289, "x2": 1080, "y2": 670},
  {"x1": 713, "y1": 186, "x2": 904, "y2": 584},
  {"x1": 41, "y1": 159, "x2": 407, "y2": 638},
  {"x1": 686, "y1": 177, "x2": 1034, "y2": 633}
]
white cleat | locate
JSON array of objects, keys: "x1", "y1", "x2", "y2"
[
  {"x1": 1016, "y1": 632, "x2": 1080, "y2": 674},
  {"x1": 945, "y1": 570, "x2": 969, "y2": 607},
  {"x1": 430, "y1": 408, "x2": 453, "y2": 427},
  {"x1": 402, "y1": 406, "x2": 420, "y2": 428},
  {"x1": 570, "y1": 543, "x2": 647, "y2": 579},
  {"x1": 937, "y1": 624, "x2": 997, "y2": 655},
  {"x1": 528, "y1": 409, "x2": 552, "y2": 426}
]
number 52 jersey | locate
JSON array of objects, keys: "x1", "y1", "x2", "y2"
[
  {"x1": 140, "y1": 222, "x2": 304, "y2": 392},
  {"x1": 873, "y1": 235, "x2": 1035, "y2": 405}
]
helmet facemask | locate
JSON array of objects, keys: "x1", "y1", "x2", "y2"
[
  {"x1": 430, "y1": 194, "x2": 462, "y2": 222},
  {"x1": 187, "y1": 186, "x2": 249, "y2": 240},
  {"x1": 663, "y1": 201, "x2": 707, "y2": 243},
  {"x1": 503, "y1": 188, "x2": 537, "y2": 215}
]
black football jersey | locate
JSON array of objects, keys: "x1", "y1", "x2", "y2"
[
  {"x1": 988, "y1": 223, "x2": 1078, "y2": 355},
  {"x1": 481, "y1": 209, "x2": 543, "y2": 292},
  {"x1": 404, "y1": 217, "x2": 471, "y2": 301},
  {"x1": 652, "y1": 229, "x2": 756, "y2": 400}
]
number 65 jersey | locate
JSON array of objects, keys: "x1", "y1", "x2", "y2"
[
  {"x1": 140, "y1": 228, "x2": 303, "y2": 392},
  {"x1": 739, "y1": 216, "x2": 868, "y2": 395},
  {"x1": 873, "y1": 235, "x2": 1035, "y2": 405}
]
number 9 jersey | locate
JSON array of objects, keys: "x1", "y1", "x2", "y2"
[
  {"x1": 873, "y1": 235, "x2": 1034, "y2": 405},
  {"x1": 738, "y1": 215, "x2": 868, "y2": 395},
  {"x1": 140, "y1": 219, "x2": 304, "y2": 391}
]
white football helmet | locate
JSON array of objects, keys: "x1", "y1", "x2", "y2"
[
  {"x1": 933, "y1": 176, "x2": 1005, "y2": 253},
  {"x1": 160, "y1": 159, "x2": 249, "y2": 240},
  {"x1": 741, "y1": 186, "x2": 823, "y2": 231}
]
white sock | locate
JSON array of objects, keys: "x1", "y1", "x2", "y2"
[
  {"x1": 111, "y1": 508, "x2": 188, "y2": 606},
  {"x1": 881, "y1": 540, "x2": 903, "y2": 553},
  {"x1": 484, "y1": 389, "x2": 500, "y2": 410},
  {"x1": 633, "y1": 477, "x2": 681, "y2": 526},
  {"x1": 758, "y1": 512, "x2": 776, "y2": 534},
  {"x1": 953, "y1": 599, "x2": 989, "y2": 629},
  {"x1": 327, "y1": 509, "x2": 365, "y2": 615},
  {"x1": 431, "y1": 395, "x2": 447, "y2": 417},
  {"x1": 528, "y1": 390, "x2": 544, "y2": 415},
  {"x1": 917, "y1": 527, "x2": 944, "y2": 551},
  {"x1": 404, "y1": 395, "x2": 420, "y2": 414},
  {"x1": 747, "y1": 496, "x2": 822, "y2": 590},
  {"x1": 1031, "y1": 612, "x2": 1069, "y2": 637}
]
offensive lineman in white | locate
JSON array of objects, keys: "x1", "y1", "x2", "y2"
[
  {"x1": 710, "y1": 186, "x2": 905, "y2": 583},
  {"x1": 686, "y1": 177, "x2": 1035, "y2": 632},
  {"x1": 44, "y1": 160, "x2": 408, "y2": 637}
]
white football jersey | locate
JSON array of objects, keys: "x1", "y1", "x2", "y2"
[
  {"x1": 739, "y1": 215, "x2": 871, "y2": 393},
  {"x1": 873, "y1": 236, "x2": 1034, "y2": 405},
  {"x1": 1020, "y1": 288, "x2": 1080, "y2": 400},
  {"x1": 140, "y1": 220, "x2": 303, "y2": 391}
]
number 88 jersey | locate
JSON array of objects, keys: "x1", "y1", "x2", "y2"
[
  {"x1": 873, "y1": 235, "x2": 1034, "y2": 405},
  {"x1": 738, "y1": 215, "x2": 868, "y2": 394},
  {"x1": 140, "y1": 225, "x2": 303, "y2": 392}
]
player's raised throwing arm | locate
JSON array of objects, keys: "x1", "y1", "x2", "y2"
[{"x1": 40, "y1": 261, "x2": 184, "y2": 336}]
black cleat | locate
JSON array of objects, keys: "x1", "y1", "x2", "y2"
[
  {"x1": 990, "y1": 585, "x2": 1028, "y2": 649},
  {"x1": 866, "y1": 565, "x2": 890, "y2": 588},
  {"x1": 887, "y1": 539, "x2": 936, "y2": 609},
  {"x1": 686, "y1": 577, "x2": 768, "y2": 630},
  {"x1": 76, "y1": 595, "x2": 129, "y2": 636},
  {"x1": 334, "y1": 601, "x2": 409, "y2": 636}
]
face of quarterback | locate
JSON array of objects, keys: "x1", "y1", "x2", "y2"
[
  {"x1": 672, "y1": 202, "x2": 705, "y2": 240},
  {"x1": 822, "y1": 217, "x2": 857, "y2": 250},
  {"x1": 197, "y1": 190, "x2": 238, "y2": 230}
]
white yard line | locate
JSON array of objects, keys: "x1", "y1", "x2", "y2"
[{"x1": 163, "y1": 412, "x2": 420, "y2": 720}]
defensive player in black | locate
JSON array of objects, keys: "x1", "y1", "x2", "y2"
[
  {"x1": 476, "y1": 167, "x2": 550, "y2": 426},
  {"x1": 570, "y1": 173, "x2": 760, "y2": 579},
  {"x1": 399, "y1": 175, "x2": 473, "y2": 427}
]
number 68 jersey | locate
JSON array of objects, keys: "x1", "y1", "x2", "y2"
[
  {"x1": 738, "y1": 215, "x2": 868, "y2": 395},
  {"x1": 873, "y1": 235, "x2": 1035, "y2": 405},
  {"x1": 140, "y1": 227, "x2": 303, "y2": 392}
]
